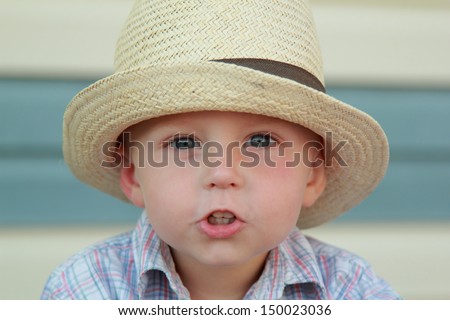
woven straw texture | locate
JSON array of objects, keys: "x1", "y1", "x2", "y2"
[{"x1": 63, "y1": 0, "x2": 389, "y2": 229}]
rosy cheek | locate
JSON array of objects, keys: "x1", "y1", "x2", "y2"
[
  {"x1": 261, "y1": 159, "x2": 309, "y2": 182},
  {"x1": 142, "y1": 166, "x2": 197, "y2": 200},
  {"x1": 262, "y1": 165, "x2": 307, "y2": 204}
]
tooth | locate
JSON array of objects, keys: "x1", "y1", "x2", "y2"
[
  {"x1": 212, "y1": 212, "x2": 224, "y2": 218},
  {"x1": 207, "y1": 216, "x2": 236, "y2": 225},
  {"x1": 208, "y1": 216, "x2": 217, "y2": 225},
  {"x1": 212, "y1": 211, "x2": 235, "y2": 218},
  {"x1": 227, "y1": 217, "x2": 236, "y2": 224},
  {"x1": 223, "y1": 212, "x2": 234, "y2": 218}
]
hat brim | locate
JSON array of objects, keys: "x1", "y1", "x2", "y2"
[{"x1": 63, "y1": 61, "x2": 388, "y2": 229}]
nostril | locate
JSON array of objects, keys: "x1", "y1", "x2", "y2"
[
  {"x1": 205, "y1": 169, "x2": 243, "y2": 189},
  {"x1": 208, "y1": 182, "x2": 236, "y2": 189}
]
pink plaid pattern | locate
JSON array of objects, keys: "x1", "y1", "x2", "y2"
[{"x1": 41, "y1": 213, "x2": 400, "y2": 300}]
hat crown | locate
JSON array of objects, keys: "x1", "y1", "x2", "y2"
[{"x1": 115, "y1": 0, "x2": 324, "y2": 84}]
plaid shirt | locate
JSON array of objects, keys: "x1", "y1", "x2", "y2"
[{"x1": 41, "y1": 213, "x2": 400, "y2": 300}]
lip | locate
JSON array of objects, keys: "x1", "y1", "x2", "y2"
[{"x1": 197, "y1": 209, "x2": 244, "y2": 239}]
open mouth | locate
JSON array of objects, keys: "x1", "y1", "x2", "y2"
[
  {"x1": 199, "y1": 210, "x2": 243, "y2": 238},
  {"x1": 207, "y1": 211, "x2": 236, "y2": 225}
]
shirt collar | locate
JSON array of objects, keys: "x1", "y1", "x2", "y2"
[
  {"x1": 132, "y1": 212, "x2": 190, "y2": 299},
  {"x1": 132, "y1": 212, "x2": 326, "y2": 299},
  {"x1": 244, "y1": 227, "x2": 326, "y2": 299},
  {"x1": 280, "y1": 227, "x2": 327, "y2": 293}
]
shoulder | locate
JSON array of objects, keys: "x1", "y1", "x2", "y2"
[
  {"x1": 41, "y1": 231, "x2": 136, "y2": 300},
  {"x1": 305, "y1": 235, "x2": 401, "y2": 300}
]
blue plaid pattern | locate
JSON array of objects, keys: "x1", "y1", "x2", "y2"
[{"x1": 41, "y1": 213, "x2": 400, "y2": 299}]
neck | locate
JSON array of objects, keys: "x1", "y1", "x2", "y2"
[{"x1": 171, "y1": 250, "x2": 268, "y2": 300}]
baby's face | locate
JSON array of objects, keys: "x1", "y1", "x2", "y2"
[{"x1": 121, "y1": 111, "x2": 325, "y2": 269}]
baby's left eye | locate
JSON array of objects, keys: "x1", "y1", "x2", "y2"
[
  {"x1": 168, "y1": 135, "x2": 200, "y2": 149},
  {"x1": 245, "y1": 133, "x2": 276, "y2": 148}
]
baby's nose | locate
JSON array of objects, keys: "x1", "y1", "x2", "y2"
[
  {"x1": 204, "y1": 167, "x2": 244, "y2": 190},
  {"x1": 202, "y1": 143, "x2": 244, "y2": 190}
]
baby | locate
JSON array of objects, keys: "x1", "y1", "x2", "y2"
[{"x1": 41, "y1": 0, "x2": 400, "y2": 299}]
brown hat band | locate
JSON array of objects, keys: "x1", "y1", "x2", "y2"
[{"x1": 212, "y1": 58, "x2": 326, "y2": 93}]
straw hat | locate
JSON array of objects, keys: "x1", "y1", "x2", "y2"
[{"x1": 63, "y1": 0, "x2": 389, "y2": 229}]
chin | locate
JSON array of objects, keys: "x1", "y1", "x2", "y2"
[
  {"x1": 199, "y1": 247, "x2": 269, "y2": 269},
  {"x1": 197, "y1": 254, "x2": 245, "y2": 268}
]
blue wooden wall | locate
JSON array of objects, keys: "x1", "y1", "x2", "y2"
[{"x1": 1, "y1": 78, "x2": 449, "y2": 225}]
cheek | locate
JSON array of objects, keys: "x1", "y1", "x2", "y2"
[
  {"x1": 254, "y1": 165, "x2": 309, "y2": 220},
  {"x1": 248, "y1": 167, "x2": 306, "y2": 249},
  {"x1": 264, "y1": 154, "x2": 310, "y2": 190},
  {"x1": 136, "y1": 167, "x2": 200, "y2": 247},
  {"x1": 135, "y1": 166, "x2": 198, "y2": 223}
]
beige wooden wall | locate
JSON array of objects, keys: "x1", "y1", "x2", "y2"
[
  {"x1": 1, "y1": 0, "x2": 449, "y2": 87},
  {"x1": 1, "y1": 0, "x2": 449, "y2": 300}
]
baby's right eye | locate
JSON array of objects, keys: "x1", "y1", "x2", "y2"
[
  {"x1": 168, "y1": 136, "x2": 200, "y2": 149},
  {"x1": 245, "y1": 133, "x2": 277, "y2": 148}
]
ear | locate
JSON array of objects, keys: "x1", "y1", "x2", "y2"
[
  {"x1": 119, "y1": 163, "x2": 145, "y2": 208},
  {"x1": 302, "y1": 161, "x2": 327, "y2": 208}
]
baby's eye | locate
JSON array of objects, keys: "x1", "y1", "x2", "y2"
[
  {"x1": 245, "y1": 133, "x2": 277, "y2": 148},
  {"x1": 169, "y1": 136, "x2": 200, "y2": 149}
]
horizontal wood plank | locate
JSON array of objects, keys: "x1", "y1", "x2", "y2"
[{"x1": 1, "y1": 79, "x2": 449, "y2": 223}]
